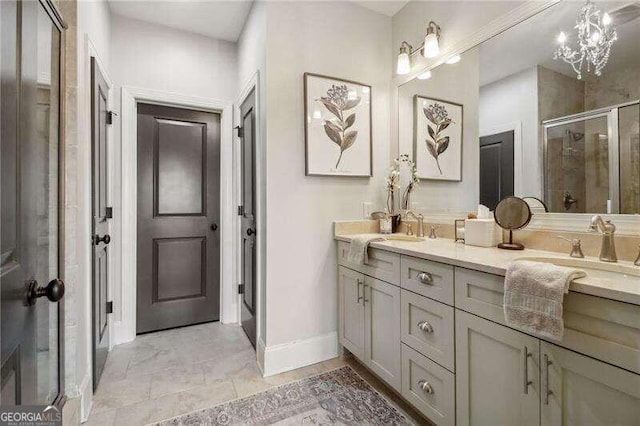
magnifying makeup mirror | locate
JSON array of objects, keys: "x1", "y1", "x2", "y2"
[{"x1": 494, "y1": 196, "x2": 532, "y2": 250}]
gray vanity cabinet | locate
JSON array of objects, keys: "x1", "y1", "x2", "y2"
[
  {"x1": 338, "y1": 266, "x2": 365, "y2": 359},
  {"x1": 364, "y1": 276, "x2": 402, "y2": 391},
  {"x1": 337, "y1": 266, "x2": 401, "y2": 392},
  {"x1": 541, "y1": 342, "x2": 640, "y2": 426},
  {"x1": 455, "y1": 310, "x2": 540, "y2": 426},
  {"x1": 338, "y1": 242, "x2": 640, "y2": 425}
]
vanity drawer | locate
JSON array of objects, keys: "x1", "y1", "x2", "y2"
[
  {"x1": 401, "y1": 256, "x2": 454, "y2": 305},
  {"x1": 562, "y1": 292, "x2": 640, "y2": 375},
  {"x1": 401, "y1": 290, "x2": 455, "y2": 371},
  {"x1": 455, "y1": 267, "x2": 640, "y2": 374},
  {"x1": 337, "y1": 241, "x2": 400, "y2": 285},
  {"x1": 454, "y1": 267, "x2": 506, "y2": 323},
  {"x1": 402, "y1": 344, "x2": 455, "y2": 426}
]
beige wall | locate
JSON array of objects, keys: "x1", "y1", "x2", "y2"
[
  {"x1": 392, "y1": 1, "x2": 524, "y2": 74},
  {"x1": 480, "y1": 66, "x2": 539, "y2": 198},
  {"x1": 264, "y1": 1, "x2": 392, "y2": 347}
]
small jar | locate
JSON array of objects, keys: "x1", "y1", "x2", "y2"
[{"x1": 379, "y1": 217, "x2": 392, "y2": 234}]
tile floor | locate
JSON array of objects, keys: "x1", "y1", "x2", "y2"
[{"x1": 85, "y1": 322, "x2": 429, "y2": 425}]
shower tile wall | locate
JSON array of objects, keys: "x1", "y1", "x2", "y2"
[
  {"x1": 619, "y1": 103, "x2": 640, "y2": 213},
  {"x1": 538, "y1": 66, "x2": 586, "y2": 212}
]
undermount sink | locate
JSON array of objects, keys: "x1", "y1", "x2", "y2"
[
  {"x1": 384, "y1": 235, "x2": 425, "y2": 242},
  {"x1": 518, "y1": 256, "x2": 640, "y2": 280}
]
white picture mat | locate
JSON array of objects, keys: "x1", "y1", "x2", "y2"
[
  {"x1": 305, "y1": 74, "x2": 372, "y2": 176},
  {"x1": 414, "y1": 96, "x2": 463, "y2": 181}
]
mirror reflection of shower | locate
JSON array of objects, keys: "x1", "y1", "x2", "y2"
[{"x1": 544, "y1": 101, "x2": 640, "y2": 214}]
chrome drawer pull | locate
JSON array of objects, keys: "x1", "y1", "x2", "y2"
[
  {"x1": 418, "y1": 380, "x2": 434, "y2": 394},
  {"x1": 418, "y1": 321, "x2": 433, "y2": 333},
  {"x1": 417, "y1": 272, "x2": 433, "y2": 285},
  {"x1": 523, "y1": 346, "x2": 533, "y2": 394},
  {"x1": 544, "y1": 354, "x2": 554, "y2": 405},
  {"x1": 356, "y1": 279, "x2": 363, "y2": 303}
]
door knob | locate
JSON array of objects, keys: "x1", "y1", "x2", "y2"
[
  {"x1": 27, "y1": 279, "x2": 65, "y2": 305},
  {"x1": 94, "y1": 234, "x2": 111, "y2": 245},
  {"x1": 246, "y1": 228, "x2": 255, "y2": 236},
  {"x1": 210, "y1": 223, "x2": 218, "y2": 231}
]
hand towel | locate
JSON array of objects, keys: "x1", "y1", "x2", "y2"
[
  {"x1": 347, "y1": 235, "x2": 385, "y2": 265},
  {"x1": 504, "y1": 260, "x2": 586, "y2": 340}
]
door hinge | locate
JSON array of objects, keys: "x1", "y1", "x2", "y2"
[
  {"x1": 237, "y1": 206, "x2": 244, "y2": 216},
  {"x1": 235, "y1": 125, "x2": 244, "y2": 138},
  {"x1": 238, "y1": 284, "x2": 245, "y2": 294},
  {"x1": 105, "y1": 207, "x2": 113, "y2": 219},
  {"x1": 106, "y1": 301, "x2": 113, "y2": 314},
  {"x1": 106, "y1": 111, "x2": 118, "y2": 125}
]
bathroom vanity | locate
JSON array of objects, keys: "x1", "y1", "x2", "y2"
[{"x1": 335, "y1": 234, "x2": 640, "y2": 426}]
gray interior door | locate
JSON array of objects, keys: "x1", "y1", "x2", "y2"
[
  {"x1": 136, "y1": 103, "x2": 221, "y2": 334},
  {"x1": 1, "y1": 0, "x2": 65, "y2": 406},
  {"x1": 240, "y1": 90, "x2": 257, "y2": 348},
  {"x1": 91, "y1": 57, "x2": 111, "y2": 391},
  {"x1": 480, "y1": 131, "x2": 515, "y2": 210}
]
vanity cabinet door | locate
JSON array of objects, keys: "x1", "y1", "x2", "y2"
[
  {"x1": 541, "y1": 342, "x2": 640, "y2": 426},
  {"x1": 364, "y1": 276, "x2": 401, "y2": 392},
  {"x1": 456, "y1": 310, "x2": 540, "y2": 426},
  {"x1": 338, "y1": 266, "x2": 365, "y2": 360}
]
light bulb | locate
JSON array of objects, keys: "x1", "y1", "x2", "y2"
[
  {"x1": 445, "y1": 55, "x2": 461, "y2": 64},
  {"x1": 603, "y1": 13, "x2": 611, "y2": 25},
  {"x1": 397, "y1": 51, "x2": 411, "y2": 75},
  {"x1": 591, "y1": 31, "x2": 601, "y2": 42},
  {"x1": 423, "y1": 33, "x2": 440, "y2": 58},
  {"x1": 557, "y1": 31, "x2": 567, "y2": 44},
  {"x1": 417, "y1": 70, "x2": 432, "y2": 80}
]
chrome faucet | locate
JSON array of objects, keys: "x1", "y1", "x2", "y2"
[
  {"x1": 405, "y1": 211, "x2": 425, "y2": 237},
  {"x1": 588, "y1": 215, "x2": 617, "y2": 262}
]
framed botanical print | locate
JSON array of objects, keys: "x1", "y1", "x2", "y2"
[
  {"x1": 413, "y1": 95, "x2": 463, "y2": 181},
  {"x1": 304, "y1": 73, "x2": 372, "y2": 177}
]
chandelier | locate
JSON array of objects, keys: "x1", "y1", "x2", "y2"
[{"x1": 554, "y1": 0, "x2": 617, "y2": 79}]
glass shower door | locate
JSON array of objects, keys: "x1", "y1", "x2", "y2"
[{"x1": 544, "y1": 113, "x2": 612, "y2": 213}]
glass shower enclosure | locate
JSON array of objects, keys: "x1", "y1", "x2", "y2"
[{"x1": 543, "y1": 101, "x2": 640, "y2": 214}]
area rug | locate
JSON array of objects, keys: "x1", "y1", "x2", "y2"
[{"x1": 154, "y1": 366, "x2": 413, "y2": 425}]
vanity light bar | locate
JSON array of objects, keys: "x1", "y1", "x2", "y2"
[{"x1": 396, "y1": 20, "x2": 442, "y2": 75}]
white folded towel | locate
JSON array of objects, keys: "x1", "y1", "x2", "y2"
[
  {"x1": 504, "y1": 260, "x2": 586, "y2": 340},
  {"x1": 347, "y1": 235, "x2": 385, "y2": 265}
]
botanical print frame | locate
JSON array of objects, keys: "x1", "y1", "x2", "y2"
[
  {"x1": 413, "y1": 95, "x2": 463, "y2": 181},
  {"x1": 304, "y1": 73, "x2": 372, "y2": 177}
]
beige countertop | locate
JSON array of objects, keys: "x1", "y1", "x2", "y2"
[{"x1": 335, "y1": 233, "x2": 640, "y2": 306}]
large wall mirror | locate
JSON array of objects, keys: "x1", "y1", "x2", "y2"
[{"x1": 396, "y1": 0, "x2": 640, "y2": 220}]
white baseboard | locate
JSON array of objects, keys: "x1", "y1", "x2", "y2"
[
  {"x1": 112, "y1": 320, "x2": 135, "y2": 347},
  {"x1": 79, "y1": 373, "x2": 92, "y2": 423},
  {"x1": 262, "y1": 332, "x2": 338, "y2": 377}
]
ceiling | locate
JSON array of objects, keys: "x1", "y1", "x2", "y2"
[
  {"x1": 354, "y1": 0, "x2": 409, "y2": 16},
  {"x1": 107, "y1": 0, "x2": 254, "y2": 42},
  {"x1": 480, "y1": 1, "x2": 640, "y2": 86},
  {"x1": 107, "y1": 0, "x2": 408, "y2": 43}
]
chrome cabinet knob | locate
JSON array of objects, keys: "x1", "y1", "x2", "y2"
[
  {"x1": 418, "y1": 321, "x2": 433, "y2": 333},
  {"x1": 417, "y1": 272, "x2": 433, "y2": 285},
  {"x1": 418, "y1": 380, "x2": 434, "y2": 394}
]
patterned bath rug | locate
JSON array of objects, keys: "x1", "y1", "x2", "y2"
[{"x1": 153, "y1": 366, "x2": 414, "y2": 425}]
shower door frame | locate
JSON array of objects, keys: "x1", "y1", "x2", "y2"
[{"x1": 541, "y1": 100, "x2": 640, "y2": 214}]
